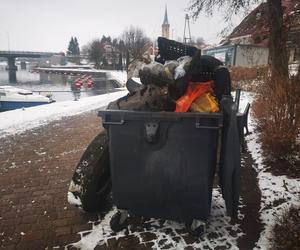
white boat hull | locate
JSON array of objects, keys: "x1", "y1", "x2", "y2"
[{"x1": 0, "y1": 85, "x2": 53, "y2": 112}]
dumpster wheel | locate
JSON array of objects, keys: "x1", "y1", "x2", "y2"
[
  {"x1": 185, "y1": 219, "x2": 205, "y2": 237},
  {"x1": 68, "y1": 130, "x2": 111, "y2": 212},
  {"x1": 110, "y1": 210, "x2": 128, "y2": 232}
]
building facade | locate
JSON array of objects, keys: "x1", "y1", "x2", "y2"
[
  {"x1": 203, "y1": 44, "x2": 269, "y2": 67},
  {"x1": 204, "y1": 0, "x2": 300, "y2": 67}
]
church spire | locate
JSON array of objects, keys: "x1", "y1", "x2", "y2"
[
  {"x1": 162, "y1": 5, "x2": 170, "y2": 39},
  {"x1": 163, "y1": 5, "x2": 169, "y2": 25}
]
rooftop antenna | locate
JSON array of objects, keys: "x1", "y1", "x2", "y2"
[{"x1": 183, "y1": 14, "x2": 192, "y2": 44}]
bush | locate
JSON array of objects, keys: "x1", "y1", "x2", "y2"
[
  {"x1": 269, "y1": 205, "x2": 300, "y2": 250},
  {"x1": 230, "y1": 66, "x2": 267, "y2": 91},
  {"x1": 252, "y1": 76, "x2": 300, "y2": 159}
]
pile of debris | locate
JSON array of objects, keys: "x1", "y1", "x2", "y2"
[{"x1": 109, "y1": 37, "x2": 231, "y2": 113}]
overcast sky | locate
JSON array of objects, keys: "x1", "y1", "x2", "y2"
[{"x1": 0, "y1": 0, "x2": 248, "y2": 52}]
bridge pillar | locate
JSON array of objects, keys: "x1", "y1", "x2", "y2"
[
  {"x1": 20, "y1": 61, "x2": 26, "y2": 70},
  {"x1": 5, "y1": 57, "x2": 17, "y2": 83}
]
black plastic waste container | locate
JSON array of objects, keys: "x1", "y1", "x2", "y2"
[{"x1": 99, "y1": 110, "x2": 223, "y2": 222}]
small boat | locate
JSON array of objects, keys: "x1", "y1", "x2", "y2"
[{"x1": 0, "y1": 85, "x2": 54, "y2": 112}]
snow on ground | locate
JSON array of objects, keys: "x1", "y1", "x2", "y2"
[
  {"x1": 69, "y1": 189, "x2": 243, "y2": 250},
  {"x1": 50, "y1": 63, "x2": 93, "y2": 68},
  {"x1": 107, "y1": 71, "x2": 127, "y2": 86},
  {"x1": 68, "y1": 91, "x2": 300, "y2": 249},
  {"x1": 0, "y1": 90, "x2": 127, "y2": 138},
  {"x1": 239, "y1": 91, "x2": 300, "y2": 249},
  {"x1": 2, "y1": 89, "x2": 298, "y2": 249},
  {"x1": 289, "y1": 63, "x2": 299, "y2": 76}
]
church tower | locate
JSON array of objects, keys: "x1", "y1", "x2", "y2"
[{"x1": 162, "y1": 6, "x2": 170, "y2": 39}]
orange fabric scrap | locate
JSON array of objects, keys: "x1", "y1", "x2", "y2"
[{"x1": 175, "y1": 81, "x2": 214, "y2": 112}]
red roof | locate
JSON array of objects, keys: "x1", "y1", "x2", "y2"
[
  {"x1": 229, "y1": 0, "x2": 300, "y2": 41},
  {"x1": 229, "y1": 3, "x2": 269, "y2": 39}
]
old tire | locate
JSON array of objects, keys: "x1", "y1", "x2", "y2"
[{"x1": 68, "y1": 130, "x2": 111, "y2": 212}]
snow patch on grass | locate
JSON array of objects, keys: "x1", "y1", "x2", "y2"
[{"x1": 242, "y1": 91, "x2": 300, "y2": 250}]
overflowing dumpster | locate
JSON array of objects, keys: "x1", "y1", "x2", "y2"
[{"x1": 68, "y1": 37, "x2": 242, "y2": 237}]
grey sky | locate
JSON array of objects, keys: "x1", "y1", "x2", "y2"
[{"x1": 0, "y1": 0, "x2": 247, "y2": 52}]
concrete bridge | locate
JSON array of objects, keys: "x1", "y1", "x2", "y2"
[{"x1": 0, "y1": 50, "x2": 59, "y2": 82}]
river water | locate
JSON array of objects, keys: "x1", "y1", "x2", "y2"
[{"x1": 0, "y1": 63, "x2": 122, "y2": 102}]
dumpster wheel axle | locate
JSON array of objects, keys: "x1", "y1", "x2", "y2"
[
  {"x1": 110, "y1": 210, "x2": 128, "y2": 232},
  {"x1": 185, "y1": 219, "x2": 205, "y2": 237}
]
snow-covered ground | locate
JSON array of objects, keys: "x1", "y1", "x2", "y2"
[
  {"x1": 240, "y1": 91, "x2": 300, "y2": 249},
  {"x1": 67, "y1": 91, "x2": 300, "y2": 249},
  {"x1": 289, "y1": 63, "x2": 299, "y2": 76},
  {"x1": 70, "y1": 189, "x2": 243, "y2": 250},
  {"x1": 107, "y1": 71, "x2": 127, "y2": 86},
  {"x1": 1, "y1": 89, "x2": 299, "y2": 249},
  {"x1": 0, "y1": 90, "x2": 127, "y2": 138}
]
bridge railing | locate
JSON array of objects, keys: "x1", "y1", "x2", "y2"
[{"x1": 0, "y1": 51, "x2": 58, "y2": 56}]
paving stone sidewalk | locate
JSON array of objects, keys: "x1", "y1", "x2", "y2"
[
  {"x1": 0, "y1": 110, "x2": 262, "y2": 250},
  {"x1": 0, "y1": 111, "x2": 101, "y2": 249}
]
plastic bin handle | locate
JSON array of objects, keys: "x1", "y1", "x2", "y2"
[
  {"x1": 195, "y1": 117, "x2": 223, "y2": 130},
  {"x1": 195, "y1": 124, "x2": 221, "y2": 130},
  {"x1": 102, "y1": 120, "x2": 125, "y2": 125}
]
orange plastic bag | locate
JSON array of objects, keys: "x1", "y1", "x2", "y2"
[
  {"x1": 190, "y1": 92, "x2": 219, "y2": 113},
  {"x1": 175, "y1": 81, "x2": 214, "y2": 112}
]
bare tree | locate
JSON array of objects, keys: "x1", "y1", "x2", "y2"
[
  {"x1": 81, "y1": 44, "x2": 89, "y2": 56},
  {"x1": 87, "y1": 39, "x2": 105, "y2": 69},
  {"x1": 191, "y1": 36, "x2": 206, "y2": 47},
  {"x1": 189, "y1": 0, "x2": 257, "y2": 22},
  {"x1": 121, "y1": 26, "x2": 151, "y2": 68},
  {"x1": 189, "y1": 0, "x2": 289, "y2": 79},
  {"x1": 196, "y1": 37, "x2": 205, "y2": 45}
]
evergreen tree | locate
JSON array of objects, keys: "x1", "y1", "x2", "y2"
[
  {"x1": 74, "y1": 37, "x2": 80, "y2": 55},
  {"x1": 67, "y1": 37, "x2": 75, "y2": 55},
  {"x1": 67, "y1": 37, "x2": 80, "y2": 55}
]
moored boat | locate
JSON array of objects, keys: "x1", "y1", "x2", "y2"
[{"x1": 0, "y1": 85, "x2": 54, "y2": 112}]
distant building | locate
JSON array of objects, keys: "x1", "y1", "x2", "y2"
[
  {"x1": 203, "y1": 0, "x2": 300, "y2": 67},
  {"x1": 50, "y1": 54, "x2": 66, "y2": 66},
  {"x1": 101, "y1": 43, "x2": 122, "y2": 69},
  {"x1": 203, "y1": 44, "x2": 269, "y2": 67},
  {"x1": 162, "y1": 6, "x2": 170, "y2": 39}
]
